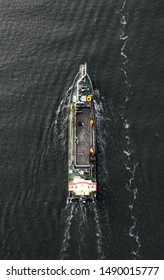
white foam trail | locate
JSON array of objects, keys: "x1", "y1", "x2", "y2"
[
  {"x1": 121, "y1": 0, "x2": 126, "y2": 10},
  {"x1": 123, "y1": 59, "x2": 129, "y2": 65},
  {"x1": 43, "y1": 88, "x2": 72, "y2": 161},
  {"x1": 52, "y1": 87, "x2": 71, "y2": 135},
  {"x1": 131, "y1": 237, "x2": 141, "y2": 258},
  {"x1": 122, "y1": 117, "x2": 130, "y2": 129},
  {"x1": 32, "y1": 88, "x2": 72, "y2": 179},
  {"x1": 129, "y1": 215, "x2": 141, "y2": 259},
  {"x1": 78, "y1": 205, "x2": 87, "y2": 259},
  {"x1": 127, "y1": 163, "x2": 141, "y2": 258},
  {"x1": 56, "y1": 88, "x2": 71, "y2": 122},
  {"x1": 121, "y1": 51, "x2": 128, "y2": 59},
  {"x1": 133, "y1": 188, "x2": 138, "y2": 200},
  {"x1": 93, "y1": 207, "x2": 106, "y2": 260},
  {"x1": 59, "y1": 204, "x2": 74, "y2": 259},
  {"x1": 124, "y1": 163, "x2": 133, "y2": 173},
  {"x1": 119, "y1": 1, "x2": 132, "y2": 98},
  {"x1": 121, "y1": 16, "x2": 127, "y2": 25},
  {"x1": 125, "y1": 123, "x2": 129, "y2": 129},
  {"x1": 125, "y1": 135, "x2": 130, "y2": 145},
  {"x1": 120, "y1": 67, "x2": 127, "y2": 75},
  {"x1": 118, "y1": 0, "x2": 141, "y2": 259},
  {"x1": 124, "y1": 150, "x2": 131, "y2": 157},
  {"x1": 120, "y1": 35, "x2": 128, "y2": 40},
  {"x1": 129, "y1": 215, "x2": 136, "y2": 237}
]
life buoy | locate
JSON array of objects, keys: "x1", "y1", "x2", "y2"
[
  {"x1": 90, "y1": 119, "x2": 94, "y2": 125},
  {"x1": 90, "y1": 147, "x2": 94, "y2": 154},
  {"x1": 87, "y1": 95, "x2": 92, "y2": 102}
]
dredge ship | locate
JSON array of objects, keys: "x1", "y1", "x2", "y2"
[{"x1": 68, "y1": 63, "x2": 97, "y2": 203}]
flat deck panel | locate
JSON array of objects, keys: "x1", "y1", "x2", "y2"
[{"x1": 75, "y1": 107, "x2": 91, "y2": 166}]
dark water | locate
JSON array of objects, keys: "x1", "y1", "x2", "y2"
[{"x1": 0, "y1": 0, "x2": 164, "y2": 260}]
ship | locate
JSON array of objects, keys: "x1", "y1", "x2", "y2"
[{"x1": 68, "y1": 63, "x2": 97, "y2": 203}]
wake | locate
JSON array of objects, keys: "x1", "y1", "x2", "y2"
[
  {"x1": 118, "y1": 0, "x2": 141, "y2": 259},
  {"x1": 59, "y1": 204, "x2": 75, "y2": 260}
]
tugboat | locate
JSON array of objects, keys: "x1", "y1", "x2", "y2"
[{"x1": 68, "y1": 63, "x2": 97, "y2": 203}]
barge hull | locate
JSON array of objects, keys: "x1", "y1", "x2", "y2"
[{"x1": 68, "y1": 63, "x2": 97, "y2": 203}]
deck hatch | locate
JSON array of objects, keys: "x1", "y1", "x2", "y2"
[{"x1": 74, "y1": 107, "x2": 91, "y2": 167}]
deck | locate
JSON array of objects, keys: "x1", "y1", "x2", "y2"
[{"x1": 75, "y1": 107, "x2": 91, "y2": 167}]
